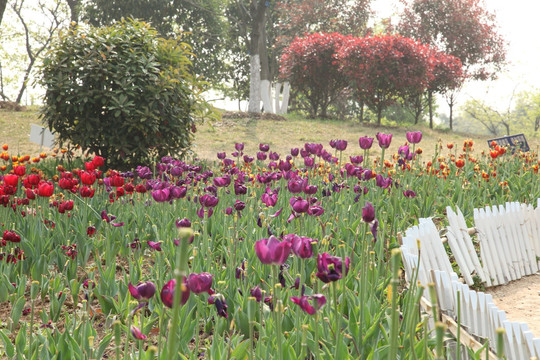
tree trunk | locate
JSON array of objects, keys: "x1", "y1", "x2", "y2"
[
  {"x1": 377, "y1": 105, "x2": 382, "y2": 125},
  {"x1": 248, "y1": 0, "x2": 266, "y2": 113},
  {"x1": 248, "y1": 55, "x2": 261, "y2": 113},
  {"x1": 66, "y1": 0, "x2": 80, "y2": 24},
  {"x1": 428, "y1": 91, "x2": 433, "y2": 129},
  {"x1": 258, "y1": 12, "x2": 273, "y2": 113},
  {"x1": 0, "y1": 0, "x2": 7, "y2": 28}
]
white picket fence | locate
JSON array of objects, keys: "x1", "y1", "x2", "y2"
[{"x1": 400, "y1": 199, "x2": 540, "y2": 359}]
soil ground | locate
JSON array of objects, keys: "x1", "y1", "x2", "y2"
[{"x1": 486, "y1": 273, "x2": 540, "y2": 338}]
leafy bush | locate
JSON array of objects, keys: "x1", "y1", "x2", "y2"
[{"x1": 39, "y1": 19, "x2": 213, "y2": 169}]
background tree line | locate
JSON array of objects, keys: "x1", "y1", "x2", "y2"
[{"x1": 0, "y1": 0, "x2": 538, "y2": 137}]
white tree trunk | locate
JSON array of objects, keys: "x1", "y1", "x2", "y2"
[
  {"x1": 248, "y1": 54, "x2": 261, "y2": 113},
  {"x1": 279, "y1": 81, "x2": 290, "y2": 114},
  {"x1": 274, "y1": 82, "x2": 281, "y2": 113},
  {"x1": 260, "y1": 79, "x2": 273, "y2": 113}
]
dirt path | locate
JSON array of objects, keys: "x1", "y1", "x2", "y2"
[{"x1": 486, "y1": 273, "x2": 540, "y2": 338}]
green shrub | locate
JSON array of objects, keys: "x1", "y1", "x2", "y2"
[{"x1": 39, "y1": 19, "x2": 214, "y2": 169}]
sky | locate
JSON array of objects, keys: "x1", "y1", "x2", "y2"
[{"x1": 372, "y1": 0, "x2": 540, "y2": 112}]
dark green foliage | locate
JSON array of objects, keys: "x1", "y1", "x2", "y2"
[
  {"x1": 39, "y1": 19, "x2": 209, "y2": 169},
  {"x1": 81, "y1": 0, "x2": 228, "y2": 84}
]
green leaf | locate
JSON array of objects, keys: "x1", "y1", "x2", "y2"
[
  {"x1": 230, "y1": 340, "x2": 249, "y2": 360},
  {"x1": 0, "y1": 329, "x2": 15, "y2": 358},
  {"x1": 10, "y1": 296, "x2": 26, "y2": 330},
  {"x1": 96, "y1": 333, "x2": 113, "y2": 359}
]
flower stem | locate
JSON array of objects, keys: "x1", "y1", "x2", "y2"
[
  {"x1": 166, "y1": 228, "x2": 192, "y2": 360},
  {"x1": 272, "y1": 266, "x2": 283, "y2": 360},
  {"x1": 332, "y1": 281, "x2": 340, "y2": 357},
  {"x1": 389, "y1": 249, "x2": 401, "y2": 359}
]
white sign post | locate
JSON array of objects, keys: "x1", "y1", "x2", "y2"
[{"x1": 29, "y1": 124, "x2": 55, "y2": 152}]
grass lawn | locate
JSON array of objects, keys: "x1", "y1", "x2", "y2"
[{"x1": 2, "y1": 106, "x2": 538, "y2": 161}]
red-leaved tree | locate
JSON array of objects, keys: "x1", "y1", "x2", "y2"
[
  {"x1": 279, "y1": 32, "x2": 350, "y2": 118},
  {"x1": 338, "y1": 34, "x2": 433, "y2": 125},
  {"x1": 398, "y1": 0, "x2": 507, "y2": 128},
  {"x1": 426, "y1": 50, "x2": 465, "y2": 128}
]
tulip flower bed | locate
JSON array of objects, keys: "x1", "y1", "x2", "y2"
[{"x1": 0, "y1": 134, "x2": 538, "y2": 359}]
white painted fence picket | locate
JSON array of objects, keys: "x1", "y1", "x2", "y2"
[
  {"x1": 446, "y1": 206, "x2": 490, "y2": 286},
  {"x1": 401, "y1": 199, "x2": 540, "y2": 359}
]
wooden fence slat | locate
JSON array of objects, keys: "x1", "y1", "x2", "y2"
[
  {"x1": 524, "y1": 204, "x2": 540, "y2": 261},
  {"x1": 486, "y1": 206, "x2": 516, "y2": 284},
  {"x1": 522, "y1": 330, "x2": 536, "y2": 358},
  {"x1": 502, "y1": 320, "x2": 519, "y2": 360},
  {"x1": 507, "y1": 202, "x2": 534, "y2": 275},
  {"x1": 493, "y1": 205, "x2": 521, "y2": 280},
  {"x1": 457, "y1": 207, "x2": 490, "y2": 283},
  {"x1": 447, "y1": 208, "x2": 476, "y2": 286},
  {"x1": 474, "y1": 208, "x2": 500, "y2": 286},
  {"x1": 500, "y1": 204, "x2": 527, "y2": 278},
  {"x1": 534, "y1": 338, "x2": 540, "y2": 358},
  {"x1": 520, "y1": 204, "x2": 538, "y2": 269},
  {"x1": 478, "y1": 208, "x2": 509, "y2": 285}
]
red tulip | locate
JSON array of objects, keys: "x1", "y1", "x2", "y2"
[{"x1": 37, "y1": 182, "x2": 54, "y2": 197}]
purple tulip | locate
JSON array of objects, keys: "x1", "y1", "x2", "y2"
[
  {"x1": 358, "y1": 136, "x2": 374, "y2": 150},
  {"x1": 235, "y1": 143, "x2": 244, "y2": 152},
  {"x1": 335, "y1": 140, "x2": 348, "y2": 151},
  {"x1": 223, "y1": 158, "x2": 234, "y2": 167},
  {"x1": 243, "y1": 155, "x2": 254, "y2": 163},
  {"x1": 225, "y1": 207, "x2": 233, "y2": 215},
  {"x1": 151, "y1": 188, "x2": 170, "y2": 202},
  {"x1": 170, "y1": 186, "x2": 187, "y2": 199},
  {"x1": 217, "y1": 152, "x2": 226, "y2": 160},
  {"x1": 304, "y1": 157, "x2": 315, "y2": 168},
  {"x1": 287, "y1": 179, "x2": 305, "y2": 194},
  {"x1": 375, "y1": 174, "x2": 392, "y2": 189},
  {"x1": 234, "y1": 182, "x2": 247, "y2": 195},
  {"x1": 290, "y1": 196, "x2": 309, "y2": 213},
  {"x1": 308, "y1": 205, "x2": 324, "y2": 217},
  {"x1": 290, "y1": 235, "x2": 315, "y2": 258},
  {"x1": 208, "y1": 294, "x2": 228, "y2": 318},
  {"x1": 406, "y1": 131, "x2": 422, "y2": 144},
  {"x1": 403, "y1": 190, "x2": 416, "y2": 198},
  {"x1": 291, "y1": 148, "x2": 299, "y2": 157},
  {"x1": 200, "y1": 194, "x2": 219, "y2": 207},
  {"x1": 269, "y1": 152, "x2": 280, "y2": 161},
  {"x1": 234, "y1": 200, "x2": 245, "y2": 211},
  {"x1": 254, "y1": 235, "x2": 291, "y2": 265},
  {"x1": 261, "y1": 188, "x2": 278, "y2": 207},
  {"x1": 303, "y1": 184, "x2": 318, "y2": 195},
  {"x1": 213, "y1": 175, "x2": 231, "y2": 187},
  {"x1": 350, "y1": 155, "x2": 363, "y2": 165},
  {"x1": 136, "y1": 166, "x2": 153, "y2": 179},
  {"x1": 316, "y1": 253, "x2": 350, "y2": 283},
  {"x1": 131, "y1": 325, "x2": 147, "y2": 340},
  {"x1": 290, "y1": 294, "x2": 326, "y2": 315},
  {"x1": 376, "y1": 132, "x2": 392, "y2": 149},
  {"x1": 370, "y1": 219, "x2": 379, "y2": 241},
  {"x1": 259, "y1": 144, "x2": 270, "y2": 152},
  {"x1": 161, "y1": 277, "x2": 190, "y2": 308},
  {"x1": 128, "y1": 281, "x2": 156, "y2": 301},
  {"x1": 250, "y1": 286, "x2": 263, "y2": 302},
  {"x1": 257, "y1": 152, "x2": 267, "y2": 161},
  {"x1": 278, "y1": 160, "x2": 292, "y2": 171},
  {"x1": 187, "y1": 273, "x2": 213, "y2": 294},
  {"x1": 100, "y1": 210, "x2": 124, "y2": 226},
  {"x1": 362, "y1": 202, "x2": 375, "y2": 223},
  {"x1": 147, "y1": 241, "x2": 162, "y2": 251},
  {"x1": 176, "y1": 217, "x2": 191, "y2": 228}
]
